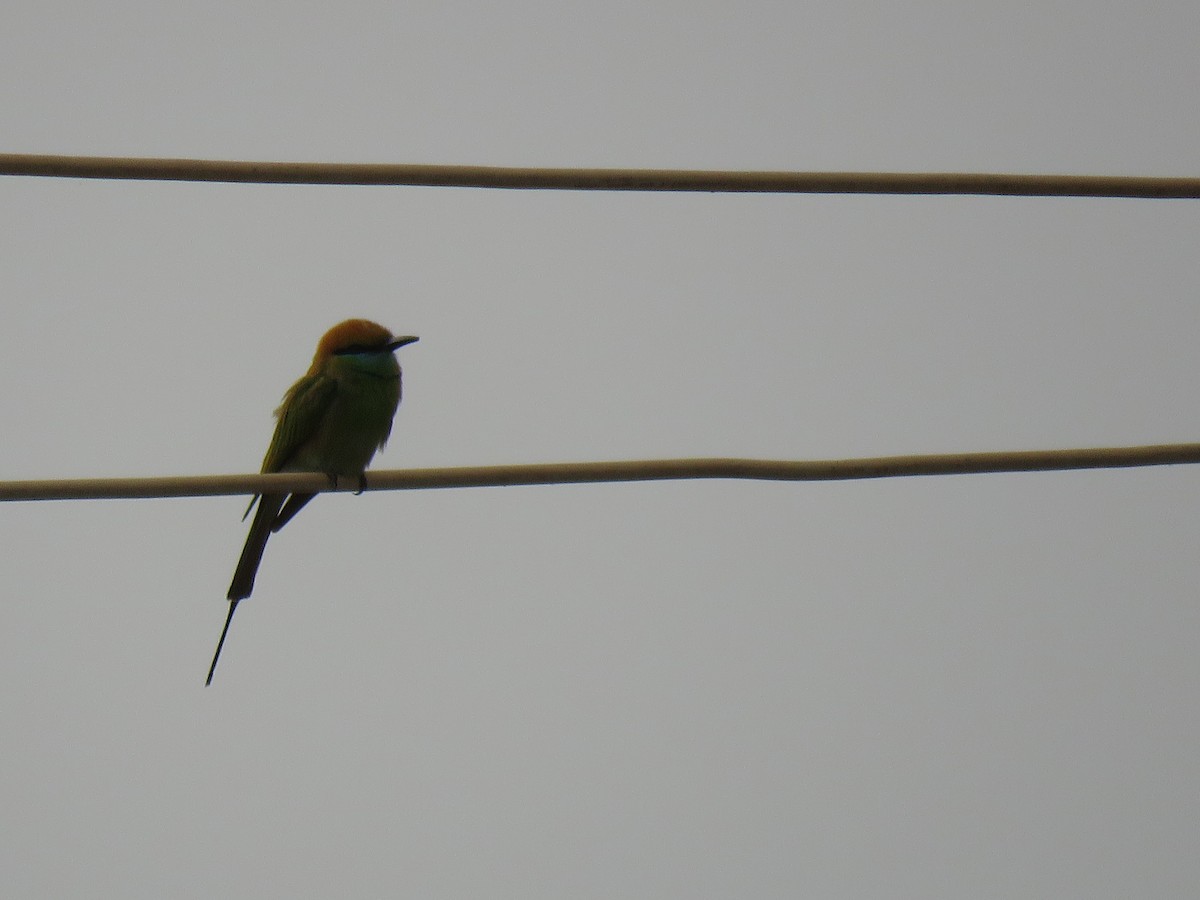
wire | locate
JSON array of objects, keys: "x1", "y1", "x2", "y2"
[
  {"x1": 2, "y1": 153, "x2": 1198, "y2": 197},
  {"x1": 3, "y1": 443, "x2": 1199, "y2": 502}
]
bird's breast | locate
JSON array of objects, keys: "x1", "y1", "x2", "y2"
[{"x1": 288, "y1": 366, "x2": 402, "y2": 476}]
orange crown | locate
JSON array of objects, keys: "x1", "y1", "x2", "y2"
[{"x1": 310, "y1": 319, "x2": 395, "y2": 367}]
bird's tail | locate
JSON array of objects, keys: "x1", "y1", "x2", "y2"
[
  {"x1": 206, "y1": 599, "x2": 240, "y2": 686},
  {"x1": 227, "y1": 493, "x2": 286, "y2": 602},
  {"x1": 208, "y1": 493, "x2": 287, "y2": 684}
]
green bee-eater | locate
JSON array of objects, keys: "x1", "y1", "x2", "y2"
[{"x1": 206, "y1": 319, "x2": 419, "y2": 685}]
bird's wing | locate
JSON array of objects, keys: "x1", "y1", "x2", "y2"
[{"x1": 261, "y1": 371, "x2": 339, "y2": 473}]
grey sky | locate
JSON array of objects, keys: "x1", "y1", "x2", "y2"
[{"x1": 1, "y1": 2, "x2": 1198, "y2": 897}]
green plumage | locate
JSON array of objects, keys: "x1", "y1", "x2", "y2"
[{"x1": 262, "y1": 371, "x2": 340, "y2": 474}]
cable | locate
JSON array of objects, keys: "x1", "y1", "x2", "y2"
[
  {"x1": 2, "y1": 443, "x2": 1198, "y2": 502},
  {"x1": 2, "y1": 154, "x2": 1198, "y2": 197}
]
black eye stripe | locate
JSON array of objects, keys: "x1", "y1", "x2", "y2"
[{"x1": 333, "y1": 343, "x2": 387, "y2": 356}]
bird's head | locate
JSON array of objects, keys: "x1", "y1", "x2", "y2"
[{"x1": 310, "y1": 319, "x2": 419, "y2": 373}]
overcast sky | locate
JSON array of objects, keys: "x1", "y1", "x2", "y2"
[{"x1": 2, "y1": 2, "x2": 1199, "y2": 898}]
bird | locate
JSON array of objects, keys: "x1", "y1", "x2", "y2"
[{"x1": 206, "y1": 319, "x2": 419, "y2": 685}]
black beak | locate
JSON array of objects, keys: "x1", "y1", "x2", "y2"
[{"x1": 387, "y1": 335, "x2": 419, "y2": 351}]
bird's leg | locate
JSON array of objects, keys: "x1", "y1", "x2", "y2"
[{"x1": 354, "y1": 473, "x2": 368, "y2": 496}]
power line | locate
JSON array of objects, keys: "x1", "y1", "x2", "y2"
[
  {"x1": 3, "y1": 443, "x2": 1199, "y2": 502},
  {"x1": 1, "y1": 153, "x2": 1198, "y2": 197}
]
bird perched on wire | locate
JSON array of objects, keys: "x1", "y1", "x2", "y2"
[{"x1": 206, "y1": 319, "x2": 419, "y2": 685}]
